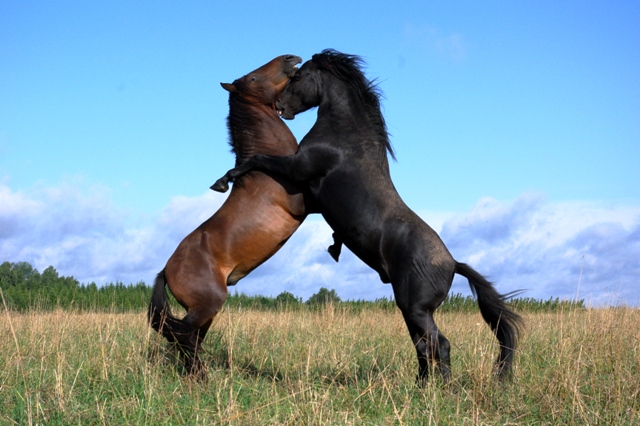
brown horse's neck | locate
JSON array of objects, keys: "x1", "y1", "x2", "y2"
[{"x1": 227, "y1": 98, "x2": 297, "y2": 165}]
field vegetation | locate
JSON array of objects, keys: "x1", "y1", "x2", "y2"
[
  {"x1": 1, "y1": 303, "x2": 638, "y2": 424},
  {"x1": 1, "y1": 261, "x2": 638, "y2": 424}
]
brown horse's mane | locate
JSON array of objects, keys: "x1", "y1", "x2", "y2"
[
  {"x1": 225, "y1": 79, "x2": 289, "y2": 166},
  {"x1": 312, "y1": 49, "x2": 396, "y2": 161},
  {"x1": 226, "y1": 89, "x2": 266, "y2": 166}
]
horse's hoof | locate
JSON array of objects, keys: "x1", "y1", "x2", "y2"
[
  {"x1": 191, "y1": 365, "x2": 208, "y2": 382},
  {"x1": 210, "y1": 179, "x2": 229, "y2": 193},
  {"x1": 415, "y1": 374, "x2": 428, "y2": 388}
]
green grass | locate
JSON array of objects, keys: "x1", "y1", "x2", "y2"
[{"x1": 1, "y1": 305, "x2": 638, "y2": 424}]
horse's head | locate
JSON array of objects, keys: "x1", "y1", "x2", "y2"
[
  {"x1": 276, "y1": 59, "x2": 322, "y2": 120},
  {"x1": 221, "y1": 55, "x2": 302, "y2": 106}
]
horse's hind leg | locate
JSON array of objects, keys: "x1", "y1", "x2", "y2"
[
  {"x1": 429, "y1": 315, "x2": 451, "y2": 381},
  {"x1": 393, "y1": 275, "x2": 452, "y2": 384},
  {"x1": 176, "y1": 312, "x2": 215, "y2": 377},
  {"x1": 176, "y1": 287, "x2": 228, "y2": 378},
  {"x1": 165, "y1": 260, "x2": 228, "y2": 377},
  {"x1": 399, "y1": 308, "x2": 451, "y2": 384}
]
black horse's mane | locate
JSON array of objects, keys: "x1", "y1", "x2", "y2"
[{"x1": 312, "y1": 49, "x2": 396, "y2": 160}]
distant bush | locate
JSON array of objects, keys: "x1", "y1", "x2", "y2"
[
  {"x1": 512, "y1": 296, "x2": 584, "y2": 312},
  {"x1": 275, "y1": 291, "x2": 303, "y2": 307},
  {"x1": 306, "y1": 287, "x2": 341, "y2": 306},
  {"x1": 1, "y1": 261, "x2": 585, "y2": 313},
  {"x1": 0, "y1": 261, "x2": 149, "y2": 312}
]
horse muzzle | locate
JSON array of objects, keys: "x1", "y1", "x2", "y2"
[{"x1": 276, "y1": 100, "x2": 295, "y2": 120}]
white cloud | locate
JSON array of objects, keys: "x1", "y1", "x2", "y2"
[
  {"x1": 0, "y1": 180, "x2": 227, "y2": 285},
  {"x1": 440, "y1": 193, "x2": 640, "y2": 306},
  {"x1": 1, "y1": 182, "x2": 639, "y2": 306}
]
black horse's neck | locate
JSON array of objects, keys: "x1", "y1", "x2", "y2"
[
  {"x1": 311, "y1": 50, "x2": 395, "y2": 162},
  {"x1": 226, "y1": 95, "x2": 295, "y2": 166},
  {"x1": 316, "y1": 77, "x2": 395, "y2": 165}
]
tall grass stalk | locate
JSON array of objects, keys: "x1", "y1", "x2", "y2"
[{"x1": 1, "y1": 303, "x2": 638, "y2": 424}]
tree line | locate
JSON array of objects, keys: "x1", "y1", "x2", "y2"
[{"x1": 0, "y1": 261, "x2": 584, "y2": 313}]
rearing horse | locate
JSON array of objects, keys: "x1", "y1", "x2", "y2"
[
  {"x1": 148, "y1": 55, "x2": 307, "y2": 375},
  {"x1": 213, "y1": 50, "x2": 523, "y2": 383}
]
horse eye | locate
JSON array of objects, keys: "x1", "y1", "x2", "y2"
[{"x1": 251, "y1": 75, "x2": 257, "y2": 82}]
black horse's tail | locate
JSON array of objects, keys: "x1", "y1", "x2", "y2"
[
  {"x1": 148, "y1": 270, "x2": 181, "y2": 343},
  {"x1": 454, "y1": 262, "x2": 523, "y2": 377}
]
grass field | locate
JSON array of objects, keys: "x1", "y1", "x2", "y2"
[{"x1": 1, "y1": 304, "x2": 638, "y2": 425}]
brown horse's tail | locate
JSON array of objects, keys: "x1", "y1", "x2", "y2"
[
  {"x1": 454, "y1": 262, "x2": 523, "y2": 377},
  {"x1": 148, "y1": 270, "x2": 181, "y2": 343}
]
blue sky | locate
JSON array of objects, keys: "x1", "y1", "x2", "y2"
[{"x1": 1, "y1": 1, "x2": 639, "y2": 305}]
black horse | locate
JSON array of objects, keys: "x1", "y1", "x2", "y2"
[{"x1": 212, "y1": 49, "x2": 522, "y2": 383}]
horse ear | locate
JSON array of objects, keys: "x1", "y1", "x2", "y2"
[{"x1": 220, "y1": 83, "x2": 236, "y2": 93}]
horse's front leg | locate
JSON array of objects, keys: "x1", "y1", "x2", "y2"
[
  {"x1": 211, "y1": 148, "x2": 336, "y2": 193},
  {"x1": 210, "y1": 155, "x2": 287, "y2": 193},
  {"x1": 210, "y1": 160, "x2": 256, "y2": 193}
]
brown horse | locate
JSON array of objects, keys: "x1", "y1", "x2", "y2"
[{"x1": 148, "y1": 55, "x2": 305, "y2": 375}]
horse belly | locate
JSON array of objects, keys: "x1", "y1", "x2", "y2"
[{"x1": 320, "y1": 206, "x2": 387, "y2": 276}]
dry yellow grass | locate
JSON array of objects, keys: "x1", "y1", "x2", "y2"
[{"x1": 1, "y1": 305, "x2": 639, "y2": 424}]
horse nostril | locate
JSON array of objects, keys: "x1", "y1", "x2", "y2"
[{"x1": 284, "y1": 55, "x2": 295, "y2": 61}]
